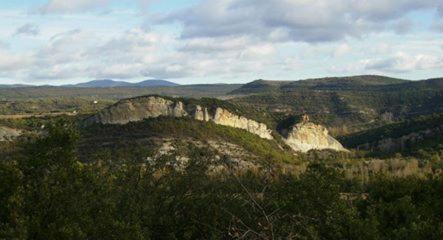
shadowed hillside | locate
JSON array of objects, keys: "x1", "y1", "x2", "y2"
[{"x1": 228, "y1": 76, "x2": 443, "y2": 136}]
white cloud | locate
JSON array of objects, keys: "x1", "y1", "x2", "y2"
[
  {"x1": 281, "y1": 57, "x2": 302, "y2": 71},
  {"x1": 0, "y1": 41, "x2": 8, "y2": 49},
  {"x1": 239, "y1": 44, "x2": 276, "y2": 59},
  {"x1": 37, "y1": 29, "x2": 93, "y2": 66},
  {"x1": 1, "y1": 1, "x2": 442, "y2": 84},
  {"x1": 37, "y1": 0, "x2": 157, "y2": 14},
  {"x1": 2, "y1": 26, "x2": 262, "y2": 81},
  {"x1": 0, "y1": 50, "x2": 34, "y2": 78},
  {"x1": 14, "y1": 23, "x2": 39, "y2": 36},
  {"x1": 138, "y1": 0, "x2": 154, "y2": 9},
  {"x1": 433, "y1": 19, "x2": 443, "y2": 32},
  {"x1": 372, "y1": 43, "x2": 392, "y2": 54},
  {"x1": 39, "y1": 0, "x2": 109, "y2": 14},
  {"x1": 158, "y1": 0, "x2": 441, "y2": 43},
  {"x1": 363, "y1": 52, "x2": 443, "y2": 73},
  {"x1": 179, "y1": 37, "x2": 249, "y2": 53},
  {"x1": 334, "y1": 43, "x2": 352, "y2": 57},
  {"x1": 391, "y1": 18, "x2": 413, "y2": 34},
  {"x1": 351, "y1": 0, "x2": 439, "y2": 21},
  {"x1": 179, "y1": 36, "x2": 276, "y2": 60}
]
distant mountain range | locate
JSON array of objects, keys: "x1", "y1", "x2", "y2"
[
  {"x1": 0, "y1": 79, "x2": 179, "y2": 88},
  {"x1": 0, "y1": 84, "x2": 33, "y2": 88},
  {"x1": 64, "y1": 79, "x2": 179, "y2": 88}
]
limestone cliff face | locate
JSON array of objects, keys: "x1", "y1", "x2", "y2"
[
  {"x1": 85, "y1": 96, "x2": 350, "y2": 151},
  {"x1": 86, "y1": 96, "x2": 188, "y2": 125},
  {"x1": 192, "y1": 105, "x2": 211, "y2": 122},
  {"x1": 211, "y1": 108, "x2": 273, "y2": 139},
  {"x1": 86, "y1": 96, "x2": 273, "y2": 140},
  {"x1": 283, "y1": 122, "x2": 347, "y2": 152},
  {"x1": 0, "y1": 126, "x2": 21, "y2": 141}
]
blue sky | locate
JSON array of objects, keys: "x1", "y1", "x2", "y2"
[{"x1": 0, "y1": 0, "x2": 442, "y2": 85}]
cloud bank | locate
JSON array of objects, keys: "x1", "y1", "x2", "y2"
[
  {"x1": 158, "y1": 0, "x2": 442, "y2": 43},
  {"x1": 0, "y1": 0, "x2": 442, "y2": 84},
  {"x1": 39, "y1": 0, "x2": 109, "y2": 14}
]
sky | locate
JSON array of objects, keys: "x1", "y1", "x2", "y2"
[{"x1": 0, "y1": 0, "x2": 442, "y2": 85}]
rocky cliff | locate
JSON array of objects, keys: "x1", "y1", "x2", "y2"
[
  {"x1": 210, "y1": 108, "x2": 272, "y2": 139},
  {"x1": 283, "y1": 122, "x2": 348, "y2": 153},
  {"x1": 85, "y1": 96, "x2": 351, "y2": 151},
  {"x1": 0, "y1": 126, "x2": 21, "y2": 141},
  {"x1": 86, "y1": 96, "x2": 274, "y2": 140},
  {"x1": 86, "y1": 96, "x2": 188, "y2": 125}
]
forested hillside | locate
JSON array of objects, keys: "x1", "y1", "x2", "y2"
[
  {"x1": 1, "y1": 122, "x2": 443, "y2": 239},
  {"x1": 229, "y1": 76, "x2": 443, "y2": 135},
  {"x1": 1, "y1": 76, "x2": 443, "y2": 239}
]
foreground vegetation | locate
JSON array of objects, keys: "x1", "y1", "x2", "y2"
[{"x1": 1, "y1": 122, "x2": 442, "y2": 239}]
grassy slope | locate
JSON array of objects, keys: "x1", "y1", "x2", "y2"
[{"x1": 80, "y1": 117, "x2": 296, "y2": 163}]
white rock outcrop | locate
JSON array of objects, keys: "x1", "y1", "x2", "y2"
[
  {"x1": 86, "y1": 96, "x2": 273, "y2": 140},
  {"x1": 211, "y1": 107, "x2": 273, "y2": 139},
  {"x1": 86, "y1": 96, "x2": 188, "y2": 125},
  {"x1": 85, "y1": 96, "x2": 350, "y2": 151},
  {"x1": 283, "y1": 122, "x2": 347, "y2": 152},
  {"x1": 192, "y1": 105, "x2": 211, "y2": 122}
]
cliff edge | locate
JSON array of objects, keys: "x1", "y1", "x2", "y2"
[{"x1": 85, "y1": 96, "x2": 274, "y2": 140}]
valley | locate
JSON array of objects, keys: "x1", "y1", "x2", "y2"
[
  {"x1": 1, "y1": 75, "x2": 442, "y2": 239},
  {"x1": 2, "y1": 75, "x2": 442, "y2": 174},
  {"x1": 2, "y1": 1, "x2": 443, "y2": 238}
]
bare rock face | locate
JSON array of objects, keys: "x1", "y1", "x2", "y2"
[
  {"x1": 85, "y1": 96, "x2": 349, "y2": 151},
  {"x1": 192, "y1": 105, "x2": 211, "y2": 122},
  {"x1": 86, "y1": 96, "x2": 273, "y2": 140},
  {"x1": 0, "y1": 126, "x2": 22, "y2": 141},
  {"x1": 283, "y1": 122, "x2": 347, "y2": 152},
  {"x1": 86, "y1": 96, "x2": 188, "y2": 125},
  {"x1": 212, "y1": 108, "x2": 273, "y2": 139}
]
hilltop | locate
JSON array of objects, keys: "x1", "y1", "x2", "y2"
[
  {"x1": 230, "y1": 75, "x2": 408, "y2": 94},
  {"x1": 82, "y1": 95, "x2": 348, "y2": 160},
  {"x1": 63, "y1": 79, "x2": 179, "y2": 88}
]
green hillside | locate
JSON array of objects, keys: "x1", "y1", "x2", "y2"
[
  {"x1": 3, "y1": 120, "x2": 443, "y2": 239},
  {"x1": 230, "y1": 79, "x2": 291, "y2": 94},
  {"x1": 228, "y1": 77, "x2": 443, "y2": 135},
  {"x1": 80, "y1": 117, "x2": 296, "y2": 164},
  {"x1": 340, "y1": 114, "x2": 443, "y2": 146},
  {"x1": 281, "y1": 75, "x2": 407, "y2": 91},
  {"x1": 339, "y1": 113, "x2": 443, "y2": 158},
  {"x1": 230, "y1": 75, "x2": 408, "y2": 94}
]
